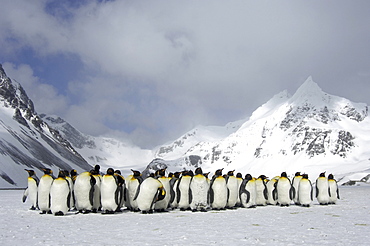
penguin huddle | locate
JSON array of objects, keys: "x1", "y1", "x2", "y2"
[{"x1": 23, "y1": 167, "x2": 340, "y2": 215}]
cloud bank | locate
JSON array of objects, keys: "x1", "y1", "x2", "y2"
[{"x1": 1, "y1": 0, "x2": 370, "y2": 148}]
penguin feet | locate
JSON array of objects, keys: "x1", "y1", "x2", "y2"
[
  {"x1": 180, "y1": 208, "x2": 186, "y2": 211},
  {"x1": 29, "y1": 206, "x2": 37, "y2": 210},
  {"x1": 200, "y1": 208, "x2": 207, "y2": 212},
  {"x1": 148, "y1": 209, "x2": 154, "y2": 214},
  {"x1": 83, "y1": 210, "x2": 91, "y2": 214},
  {"x1": 192, "y1": 209, "x2": 198, "y2": 212},
  {"x1": 54, "y1": 211, "x2": 64, "y2": 216},
  {"x1": 102, "y1": 210, "x2": 115, "y2": 215},
  {"x1": 39, "y1": 211, "x2": 47, "y2": 215},
  {"x1": 92, "y1": 208, "x2": 98, "y2": 213}
]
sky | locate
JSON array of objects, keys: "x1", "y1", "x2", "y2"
[{"x1": 1, "y1": 0, "x2": 370, "y2": 149}]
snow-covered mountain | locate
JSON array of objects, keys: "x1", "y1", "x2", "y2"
[
  {"x1": 0, "y1": 65, "x2": 92, "y2": 188},
  {"x1": 1, "y1": 61, "x2": 369, "y2": 187},
  {"x1": 40, "y1": 114, "x2": 153, "y2": 175},
  {"x1": 155, "y1": 77, "x2": 370, "y2": 182}
]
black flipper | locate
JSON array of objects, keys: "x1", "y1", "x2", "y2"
[
  {"x1": 133, "y1": 182, "x2": 141, "y2": 201},
  {"x1": 22, "y1": 188, "x2": 28, "y2": 203}
]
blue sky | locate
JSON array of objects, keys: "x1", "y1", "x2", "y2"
[{"x1": 1, "y1": 0, "x2": 370, "y2": 148}]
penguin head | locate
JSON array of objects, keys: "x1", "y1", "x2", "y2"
[
  {"x1": 319, "y1": 172, "x2": 326, "y2": 177},
  {"x1": 58, "y1": 170, "x2": 66, "y2": 178},
  {"x1": 280, "y1": 172, "x2": 287, "y2": 178},
  {"x1": 215, "y1": 169, "x2": 223, "y2": 177},
  {"x1": 25, "y1": 169, "x2": 35, "y2": 177},
  {"x1": 149, "y1": 173, "x2": 155, "y2": 178},
  {"x1": 115, "y1": 170, "x2": 122, "y2": 175},
  {"x1": 157, "y1": 168, "x2": 166, "y2": 177},
  {"x1": 131, "y1": 169, "x2": 142, "y2": 177},
  {"x1": 295, "y1": 172, "x2": 301, "y2": 176},
  {"x1": 302, "y1": 174, "x2": 309, "y2": 179},
  {"x1": 42, "y1": 168, "x2": 53, "y2": 175},
  {"x1": 168, "y1": 172, "x2": 174, "y2": 178},
  {"x1": 236, "y1": 172, "x2": 242, "y2": 178},
  {"x1": 195, "y1": 167, "x2": 203, "y2": 175},
  {"x1": 106, "y1": 168, "x2": 115, "y2": 175},
  {"x1": 188, "y1": 170, "x2": 194, "y2": 177},
  {"x1": 204, "y1": 172, "x2": 210, "y2": 179},
  {"x1": 174, "y1": 172, "x2": 181, "y2": 178},
  {"x1": 258, "y1": 174, "x2": 267, "y2": 180},
  {"x1": 94, "y1": 165, "x2": 100, "y2": 173},
  {"x1": 227, "y1": 170, "x2": 235, "y2": 176},
  {"x1": 70, "y1": 169, "x2": 77, "y2": 177},
  {"x1": 244, "y1": 174, "x2": 252, "y2": 180},
  {"x1": 63, "y1": 170, "x2": 70, "y2": 177},
  {"x1": 328, "y1": 174, "x2": 334, "y2": 180}
]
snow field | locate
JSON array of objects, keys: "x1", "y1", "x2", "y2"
[{"x1": 1, "y1": 186, "x2": 369, "y2": 245}]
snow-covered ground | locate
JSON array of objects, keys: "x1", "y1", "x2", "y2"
[{"x1": 1, "y1": 186, "x2": 369, "y2": 245}]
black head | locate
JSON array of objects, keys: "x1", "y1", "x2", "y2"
[
  {"x1": 131, "y1": 169, "x2": 141, "y2": 177},
  {"x1": 302, "y1": 174, "x2": 309, "y2": 179},
  {"x1": 328, "y1": 174, "x2": 334, "y2": 179},
  {"x1": 258, "y1": 175, "x2": 267, "y2": 180},
  {"x1": 227, "y1": 170, "x2": 235, "y2": 176},
  {"x1": 25, "y1": 169, "x2": 35, "y2": 177},
  {"x1": 319, "y1": 172, "x2": 326, "y2": 177},
  {"x1": 58, "y1": 170, "x2": 66, "y2": 178},
  {"x1": 295, "y1": 172, "x2": 301, "y2": 176},
  {"x1": 106, "y1": 168, "x2": 115, "y2": 175},
  {"x1": 195, "y1": 167, "x2": 203, "y2": 175},
  {"x1": 157, "y1": 168, "x2": 166, "y2": 177},
  {"x1": 168, "y1": 172, "x2": 174, "y2": 178},
  {"x1": 115, "y1": 170, "x2": 122, "y2": 175},
  {"x1": 94, "y1": 165, "x2": 100, "y2": 172},
  {"x1": 215, "y1": 169, "x2": 223, "y2": 177},
  {"x1": 42, "y1": 168, "x2": 53, "y2": 175},
  {"x1": 149, "y1": 173, "x2": 155, "y2": 178},
  {"x1": 236, "y1": 173, "x2": 242, "y2": 178},
  {"x1": 281, "y1": 172, "x2": 287, "y2": 178},
  {"x1": 70, "y1": 169, "x2": 77, "y2": 176},
  {"x1": 188, "y1": 170, "x2": 194, "y2": 177},
  {"x1": 244, "y1": 174, "x2": 252, "y2": 180},
  {"x1": 174, "y1": 172, "x2": 181, "y2": 178},
  {"x1": 204, "y1": 172, "x2": 210, "y2": 178}
]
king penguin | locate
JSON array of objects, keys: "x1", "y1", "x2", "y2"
[
  {"x1": 239, "y1": 174, "x2": 257, "y2": 208},
  {"x1": 126, "y1": 169, "x2": 143, "y2": 212},
  {"x1": 292, "y1": 172, "x2": 303, "y2": 205},
  {"x1": 91, "y1": 165, "x2": 102, "y2": 213},
  {"x1": 328, "y1": 174, "x2": 340, "y2": 204},
  {"x1": 63, "y1": 170, "x2": 74, "y2": 210},
  {"x1": 74, "y1": 170, "x2": 96, "y2": 213},
  {"x1": 298, "y1": 174, "x2": 313, "y2": 207},
  {"x1": 189, "y1": 167, "x2": 209, "y2": 212},
  {"x1": 177, "y1": 170, "x2": 193, "y2": 211},
  {"x1": 209, "y1": 169, "x2": 228, "y2": 210},
  {"x1": 101, "y1": 168, "x2": 119, "y2": 214},
  {"x1": 276, "y1": 172, "x2": 293, "y2": 206},
  {"x1": 235, "y1": 172, "x2": 243, "y2": 207},
  {"x1": 225, "y1": 170, "x2": 238, "y2": 209},
  {"x1": 169, "y1": 171, "x2": 181, "y2": 210},
  {"x1": 23, "y1": 169, "x2": 39, "y2": 210},
  {"x1": 38, "y1": 168, "x2": 55, "y2": 214},
  {"x1": 154, "y1": 168, "x2": 171, "y2": 212},
  {"x1": 266, "y1": 176, "x2": 279, "y2": 205},
  {"x1": 316, "y1": 172, "x2": 330, "y2": 205},
  {"x1": 50, "y1": 170, "x2": 71, "y2": 216},
  {"x1": 114, "y1": 170, "x2": 126, "y2": 212},
  {"x1": 134, "y1": 173, "x2": 166, "y2": 214},
  {"x1": 255, "y1": 175, "x2": 268, "y2": 206}
]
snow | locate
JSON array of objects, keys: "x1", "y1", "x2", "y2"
[{"x1": 2, "y1": 186, "x2": 369, "y2": 245}]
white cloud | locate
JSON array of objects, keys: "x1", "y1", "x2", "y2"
[{"x1": 1, "y1": 0, "x2": 370, "y2": 148}]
